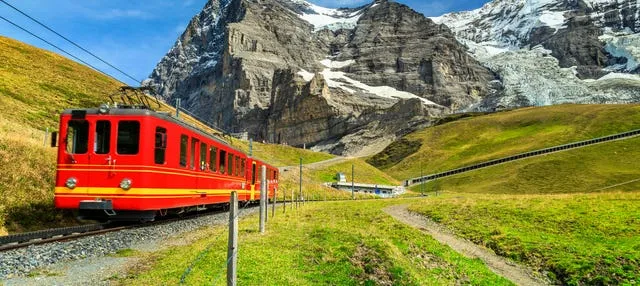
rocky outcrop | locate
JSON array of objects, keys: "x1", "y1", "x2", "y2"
[{"x1": 146, "y1": 0, "x2": 492, "y2": 156}]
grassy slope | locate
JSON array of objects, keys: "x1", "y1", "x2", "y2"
[
  {"x1": 402, "y1": 131, "x2": 640, "y2": 283},
  {"x1": 373, "y1": 104, "x2": 640, "y2": 180},
  {"x1": 118, "y1": 200, "x2": 511, "y2": 285},
  {"x1": 410, "y1": 135, "x2": 640, "y2": 194},
  {"x1": 409, "y1": 193, "x2": 640, "y2": 285}
]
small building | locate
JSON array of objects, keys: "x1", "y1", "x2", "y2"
[
  {"x1": 330, "y1": 182, "x2": 405, "y2": 198},
  {"x1": 336, "y1": 172, "x2": 347, "y2": 183}
]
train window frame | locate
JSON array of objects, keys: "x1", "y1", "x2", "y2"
[
  {"x1": 154, "y1": 127, "x2": 167, "y2": 165},
  {"x1": 190, "y1": 138, "x2": 199, "y2": 170},
  {"x1": 227, "y1": 153, "x2": 233, "y2": 176},
  {"x1": 66, "y1": 120, "x2": 89, "y2": 154},
  {"x1": 219, "y1": 149, "x2": 227, "y2": 174},
  {"x1": 200, "y1": 142, "x2": 207, "y2": 171},
  {"x1": 94, "y1": 120, "x2": 111, "y2": 155},
  {"x1": 179, "y1": 135, "x2": 188, "y2": 167},
  {"x1": 235, "y1": 156, "x2": 240, "y2": 177},
  {"x1": 209, "y1": 147, "x2": 217, "y2": 172},
  {"x1": 116, "y1": 121, "x2": 140, "y2": 155},
  {"x1": 251, "y1": 163, "x2": 256, "y2": 185}
]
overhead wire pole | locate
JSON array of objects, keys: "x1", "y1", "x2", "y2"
[{"x1": 0, "y1": 0, "x2": 142, "y2": 84}]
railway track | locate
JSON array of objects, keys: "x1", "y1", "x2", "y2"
[{"x1": 0, "y1": 206, "x2": 250, "y2": 252}]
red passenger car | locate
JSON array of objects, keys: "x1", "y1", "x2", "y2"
[{"x1": 53, "y1": 105, "x2": 278, "y2": 221}]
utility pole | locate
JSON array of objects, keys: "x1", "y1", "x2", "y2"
[
  {"x1": 249, "y1": 139, "x2": 253, "y2": 157},
  {"x1": 420, "y1": 159, "x2": 424, "y2": 196},
  {"x1": 299, "y1": 157, "x2": 303, "y2": 206},
  {"x1": 260, "y1": 165, "x2": 266, "y2": 233},
  {"x1": 227, "y1": 191, "x2": 238, "y2": 286},
  {"x1": 351, "y1": 163, "x2": 355, "y2": 200},
  {"x1": 175, "y1": 98, "x2": 181, "y2": 118}
]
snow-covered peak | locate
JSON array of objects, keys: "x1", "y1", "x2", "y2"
[
  {"x1": 289, "y1": 0, "x2": 368, "y2": 31},
  {"x1": 431, "y1": 0, "x2": 568, "y2": 50}
]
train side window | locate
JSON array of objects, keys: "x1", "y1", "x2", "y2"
[
  {"x1": 117, "y1": 121, "x2": 140, "y2": 155},
  {"x1": 235, "y1": 156, "x2": 240, "y2": 177},
  {"x1": 228, "y1": 153, "x2": 233, "y2": 175},
  {"x1": 200, "y1": 142, "x2": 207, "y2": 171},
  {"x1": 190, "y1": 138, "x2": 199, "y2": 169},
  {"x1": 66, "y1": 120, "x2": 89, "y2": 154},
  {"x1": 209, "y1": 147, "x2": 217, "y2": 172},
  {"x1": 95, "y1": 121, "x2": 110, "y2": 154},
  {"x1": 219, "y1": 150, "x2": 227, "y2": 173},
  {"x1": 154, "y1": 127, "x2": 167, "y2": 164},
  {"x1": 180, "y1": 135, "x2": 188, "y2": 167},
  {"x1": 240, "y1": 159, "x2": 245, "y2": 177}
]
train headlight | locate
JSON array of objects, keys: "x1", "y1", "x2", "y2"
[
  {"x1": 65, "y1": 177, "x2": 77, "y2": 189},
  {"x1": 98, "y1": 103, "x2": 110, "y2": 114},
  {"x1": 119, "y1": 178, "x2": 132, "y2": 190}
]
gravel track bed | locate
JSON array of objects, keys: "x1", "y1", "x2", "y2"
[{"x1": 0, "y1": 206, "x2": 259, "y2": 281}]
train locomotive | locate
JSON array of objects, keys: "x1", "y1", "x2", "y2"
[{"x1": 52, "y1": 89, "x2": 278, "y2": 221}]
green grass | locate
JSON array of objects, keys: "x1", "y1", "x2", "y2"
[
  {"x1": 118, "y1": 200, "x2": 512, "y2": 285},
  {"x1": 231, "y1": 140, "x2": 335, "y2": 167},
  {"x1": 375, "y1": 104, "x2": 640, "y2": 180},
  {"x1": 409, "y1": 135, "x2": 640, "y2": 194},
  {"x1": 408, "y1": 192, "x2": 640, "y2": 285}
]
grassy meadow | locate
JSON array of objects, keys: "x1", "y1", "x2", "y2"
[
  {"x1": 409, "y1": 193, "x2": 640, "y2": 285},
  {"x1": 116, "y1": 200, "x2": 512, "y2": 285},
  {"x1": 370, "y1": 104, "x2": 640, "y2": 180}
]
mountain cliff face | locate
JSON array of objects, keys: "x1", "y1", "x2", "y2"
[
  {"x1": 146, "y1": 0, "x2": 640, "y2": 155},
  {"x1": 145, "y1": 0, "x2": 493, "y2": 156}
]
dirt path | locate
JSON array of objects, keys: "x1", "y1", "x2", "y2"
[{"x1": 384, "y1": 205, "x2": 549, "y2": 286}]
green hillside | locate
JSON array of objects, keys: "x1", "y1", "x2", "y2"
[{"x1": 369, "y1": 104, "x2": 640, "y2": 180}]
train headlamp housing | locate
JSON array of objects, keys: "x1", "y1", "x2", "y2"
[
  {"x1": 98, "y1": 103, "x2": 110, "y2": 114},
  {"x1": 119, "y1": 178, "x2": 132, "y2": 191},
  {"x1": 65, "y1": 177, "x2": 77, "y2": 189}
]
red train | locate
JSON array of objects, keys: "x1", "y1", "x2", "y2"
[{"x1": 52, "y1": 103, "x2": 278, "y2": 221}]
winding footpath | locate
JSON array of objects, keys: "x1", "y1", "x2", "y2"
[{"x1": 384, "y1": 205, "x2": 549, "y2": 286}]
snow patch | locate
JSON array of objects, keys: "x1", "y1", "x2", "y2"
[
  {"x1": 320, "y1": 59, "x2": 355, "y2": 69},
  {"x1": 297, "y1": 69, "x2": 315, "y2": 82},
  {"x1": 597, "y1": 72, "x2": 640, "y2": 81},
  {"x1": 292, "y1": 0, "x2": 364, "y2": 31}
]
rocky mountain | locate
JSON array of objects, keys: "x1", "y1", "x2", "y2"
[
  {"x1": 145, "y1": 0, "x2": 494, "y2": 156},
  {"x1": 146, "y1": 0, "x2": 640, "y2": 156},
  {"x1": 433, "y1": 0, "x2": 640, "y2": 109}
]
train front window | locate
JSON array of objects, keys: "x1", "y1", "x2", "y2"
[
  {"x1": 117, "y1": 121, "x2": 140, "y2": 155},
  {"x1": 95, "y1": 121, "x2": 111, "y2": 154},
  {"x1": 66, "y1": 120, "x2": 89, "y2": 154}
]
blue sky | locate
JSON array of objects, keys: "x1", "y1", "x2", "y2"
[{"x1": 0, "y1": 0, "x2": 490, "y2": 86}]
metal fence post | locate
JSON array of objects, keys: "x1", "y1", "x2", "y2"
[
  {"x1": 299, "y1": 158, "x2": 303, "y2": 206},
  {"x1": 272, "y1": 188, "x2": 276, "y2": 218},
  {"x1": 43, "y1": 127, "x2": 49, "y2": 147},
  {"x1": 265, "y1": 180, "x2": 269, "y2": 224},
  {"x1": 283, "y1": 188, "x2": 286, "y2": 214},
  {"x1": 260, "y1": 165, "x2": 266, "y2": 233},
  {"x1": 227, "y1": 191, "x2": 238, "y2": 286}
]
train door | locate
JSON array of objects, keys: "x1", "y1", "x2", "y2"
[
  {"x1": 88, "y1": 119, "x2": 115, "y2": 189},
  {"x1": 197, "y1": 142, "x2": 208, "y2": 192},
  {"x1": 190, "y1": 137, "x2": 200, "y2": 192},
  {"x1": 250, "y1": 161, "x2": 257, "y2": 201},
  {"x1": 61, "y1": 117, "x2": 91, "y2": 191}
]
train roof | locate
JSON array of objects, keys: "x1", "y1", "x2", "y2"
[{"x1": 61, "y1": 107, "x2": 246, "y2": 155}]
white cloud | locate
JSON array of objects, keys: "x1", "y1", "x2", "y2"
[{"x1": 94, "y1": 9, "x2": 151, "y2": 20}]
